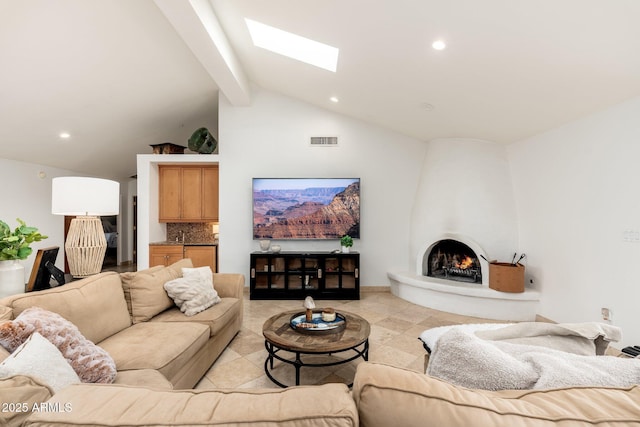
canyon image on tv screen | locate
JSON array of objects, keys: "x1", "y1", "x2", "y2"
[{"x1": 252, "y1": 178, "x2": 360, "y2": 240}]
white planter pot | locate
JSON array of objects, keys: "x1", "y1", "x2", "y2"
[
  {"x1": 0, "y1": 260, "x2": 25, "y2": 298},
  {"x1": 341, "y1": 246, "x2": 350, "y2": 253}
]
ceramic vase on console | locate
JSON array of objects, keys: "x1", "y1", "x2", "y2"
[
  {"x1": 259, "y1": 240, "x2": 271, "y2": 252},
  {"x1": 0, "y1": 260, "x2": 25, "y2": 298}
]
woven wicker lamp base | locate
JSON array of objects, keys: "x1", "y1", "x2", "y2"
[{"x1": 65, "y1": 216, "x2": 107, "y2": 278}]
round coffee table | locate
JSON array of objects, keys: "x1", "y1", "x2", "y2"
[{"x1": 262, "y1": 309, "x2": 370, "y2": 387}]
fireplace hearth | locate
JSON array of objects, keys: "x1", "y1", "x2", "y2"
[
  {"x1": 389, "y1": 139, "x2": 539, "y2": 321},
  {"x1": 426, "y1": 239, "x2": 482, "y2": 284}
]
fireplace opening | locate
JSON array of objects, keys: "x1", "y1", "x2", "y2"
[{"x1": 426, "y1": 239, "x2": 482, "y2": 284}]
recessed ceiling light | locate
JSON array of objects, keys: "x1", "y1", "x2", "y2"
[
  {"x1": 245, "y1": 18, "x2": 339, "y2": 72},
  {"x1": 59, "y1": 132, "x2": 71, "y2": 139},
  {"x1": 330, "y1": 96, "x2": 339, "y2": 103},
  {"x1": 432, "y1": 40, "x2": 446, "y2": 51}
]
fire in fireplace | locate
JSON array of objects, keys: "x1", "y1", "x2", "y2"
[{"x1": 426, "y1": 239, "x2": 482, "y2": 284}]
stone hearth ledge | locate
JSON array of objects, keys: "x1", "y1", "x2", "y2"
[{"x1": 387, "y1": 271, "x2": 540, "y2": 322}]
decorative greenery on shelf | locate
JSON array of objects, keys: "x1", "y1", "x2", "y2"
[
  {"x1": 0, "y1": 218, "x2": 48, "y2": 261},
  {"x1": 340, "y1": 235, "x2": 354, "y2": 248}
]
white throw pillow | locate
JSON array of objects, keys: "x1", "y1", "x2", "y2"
[
  {"x1": 0, "y1": 332, "x2": 80, "y2": 392},
  {"x1": 182, "y1": 266, "x2": 214, "y2": 286},
  {"x1": 164, "y1": 269, "x2": 221, "y2": 317}
]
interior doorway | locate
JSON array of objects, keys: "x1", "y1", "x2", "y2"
[
  {"x1": 101, "y1": 215, "x2": 118, "y2": 268},
  {"x1": 133, "y1": 196, "x2": 137, "y2": 265}
]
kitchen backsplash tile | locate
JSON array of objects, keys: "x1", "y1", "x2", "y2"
[{"x1": 167, "y1": 223, "x2": 218, "y2": 244}]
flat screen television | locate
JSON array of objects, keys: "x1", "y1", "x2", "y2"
[{"x1": 253, "y1": 178, "x2": 360, "y2": 240}]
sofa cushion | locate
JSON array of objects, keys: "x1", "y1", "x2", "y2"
[
  {"x1": 353, "y1": 362, "x2": 640, "y2": 427},
  {"x1": 113, "y1": 369, "x2": 173, "y2": 390},
  {"x1": 0, "y1": 375, "x2": 53, "y2": 427},
  {"x1": 23, "y1": 383, "x2": 358, "y2": 427},
  {"x1": 0, "y1": 307, "x2": 117, "y2": 384},
  {"x1": 151, "y1": 298, "x2": 241, "y2": 337},
  {"x1": 120, "y1": 258, "x2": 193, "y2": 323},
  {"x1": 0, "y1": 305, "x2": 11, "y2": 321},
  {"x1": 0, "y1": 272, "x2": 131, "y2": 344},
  {"x1": 0, "y1": 332, "x2": 80, "y2": 392},
  {"x1": 98, "y1": 322, "x2": 209, "y2": 384},
  {"x1": 120, "y1": 265, "x2": 163, "y2": 315}
]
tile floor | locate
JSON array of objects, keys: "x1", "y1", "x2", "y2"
[{"x1": 195, "y1": 289, "x2": 508, "y2": 389}]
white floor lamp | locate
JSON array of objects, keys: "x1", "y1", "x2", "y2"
[{"x1": 52, "y1": 177, "x2": 119, "y2": 278}]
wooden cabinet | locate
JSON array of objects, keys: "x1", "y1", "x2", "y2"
[
  {"x1": 149, "y1": 245, "x2": 184, "y2": 267},
  {"x1": 149, "y1": 244, "x2": 217, "y2": 272},
  {"x1": 158, "y1": 167, "x2": 181, "y2": 221},
  {"x1": 184, "y1": 245, "x2": 217, "y2": 273},
  {"x1": 159, "y1": 165, "x2": 219, "y2": 222},
  {"x1": 250, "y1": 251, "x2": 359, "y2": 300},
  {"x1": 201, "y1": 166, "x2": 219, "y2": 221}
]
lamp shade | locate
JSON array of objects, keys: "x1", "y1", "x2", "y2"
[{"x1": 52, "y1": 177, "x2": 119, "y2": 216}]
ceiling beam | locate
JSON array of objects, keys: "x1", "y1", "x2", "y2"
[{"x1": 154, "y1": 0, "x2": 251, "y2": 106}]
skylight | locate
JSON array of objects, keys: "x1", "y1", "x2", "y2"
[{"x1": 245, "y1": 18, "x2": 339, "y2": 72}]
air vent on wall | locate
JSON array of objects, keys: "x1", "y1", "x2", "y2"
[{"x1": 310, "y1": 136, "x2": 338, "y2": 146}]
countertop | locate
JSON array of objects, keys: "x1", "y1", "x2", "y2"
[{"x1": 150, "y1": 241, "x2": 217, "y2": 246}]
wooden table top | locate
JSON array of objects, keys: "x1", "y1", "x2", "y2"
[{"x1": 262, "y1": 309, "x2": 370, "y2": 353}]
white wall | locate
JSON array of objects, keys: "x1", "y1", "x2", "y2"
[
  {"x1": 409, "y1": 138, "x2": 519, "y2": 275},
  {"x1": 0, "y1": 160, "x2": 70, "y2": 279},
  {"x1": 0, "y1": 158, "x2": 133, "y2": 283},
  {"x1": 218, "y1": 88, "x2": 426, "y2": 285},
  {"x1": 508, "y1": 96, "x2": 640, "y2": 347}
]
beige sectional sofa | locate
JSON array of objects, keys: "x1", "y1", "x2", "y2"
[
  {"x1": 3, "y1": 362, "x2": 640, "y2": 426},
  {"x1": 354, "y1": 362, "x2": 640, "y2": 427},
  {"x1": 2, "y1": 261, "x2": 640, "y2": 426},
  {"x1": 0, "y1": 258, "x2": 244, "y2": 390}
]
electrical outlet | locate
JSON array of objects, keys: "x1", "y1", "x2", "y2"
[{"x1": 601, "y1": 307, "x2": 612, "y2": 321}]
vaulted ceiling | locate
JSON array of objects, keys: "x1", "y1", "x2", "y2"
[{"x1": 2, "y1": 0, "x2": 640, "y2": 180}]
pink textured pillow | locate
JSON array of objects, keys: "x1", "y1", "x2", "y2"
[{"x1": 0, "y1": 307, "x2": 116, "y2": 383}]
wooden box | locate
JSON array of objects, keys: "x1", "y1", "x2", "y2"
[
  {"x1": 150, "y1": 143, "x2": 186, "y2": 154},
  {"x1": 489, "y1": 262, "x2": 525, "y2": 293}
]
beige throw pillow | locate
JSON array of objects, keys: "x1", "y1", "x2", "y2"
[
  {"x1": 120, "y1": 258, "x2": 194, "y2": 323},
  {"x1": 164, "y1": 267, "x2": 220, "y2": 316},
  {"x1": 0, "y1": 332, "x2": 80, "y2": 392}
]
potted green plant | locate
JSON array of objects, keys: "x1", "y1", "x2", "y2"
[
  {"x1": 0, "y1": 218, "x2": 47, "y2": 298},
  {"x1": 340, "y1": 235, "x2": 353, "y2": 253},
  {"x1": 0, "y1": 218, "x2": 47, "y2": 260}
]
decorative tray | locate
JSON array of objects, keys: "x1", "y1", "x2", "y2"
[{"x1": 290, "y1": 310, "x2": 347, "y2": 335}]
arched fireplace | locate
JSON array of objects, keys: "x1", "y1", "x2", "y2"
[
  {"x1": 387, "y1": 138, "x2": 540, "y2": 321},
  {"x1": 425, "y1": 239, "x2": 482, "y2": 284},
  {"x1": 419, "y1": 234, "x2": 490, "y2": 287}
]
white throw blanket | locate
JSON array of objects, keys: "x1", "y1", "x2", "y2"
[
  {"x1": 475, "y1": 321, "x2": 622, "y2": 355},
  {"x1": 427, "y1": 323, "x2": 640, "y2": 391}
]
